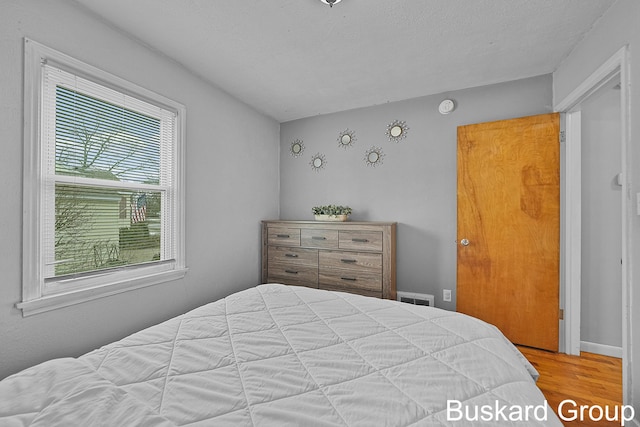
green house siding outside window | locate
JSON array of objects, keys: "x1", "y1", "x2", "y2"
[{"x1": 51, "y1": 85, "x2": 164, "y2": 277}]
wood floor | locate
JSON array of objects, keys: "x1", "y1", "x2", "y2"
[{"x1": 517, "y1": 346, "x2": 623, "y2": 427}]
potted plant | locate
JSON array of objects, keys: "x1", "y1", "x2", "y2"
[{"x1": 312, "y1": 205, "x2": 352, "y2": 222}]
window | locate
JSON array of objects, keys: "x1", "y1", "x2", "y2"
[{"x1": 19, "y1": 39, "x2": 186, "y2": 316}]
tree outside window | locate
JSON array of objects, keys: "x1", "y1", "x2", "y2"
[{"x1": 53, "y1": 86, "x2": 163, "y2": 277}]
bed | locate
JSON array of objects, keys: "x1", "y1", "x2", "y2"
[{"x1": 0, "y1": 284, "x2": 561, "y2": 426}]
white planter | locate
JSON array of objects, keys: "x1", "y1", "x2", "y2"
[{"x1": 314, "y1": 214, "x2": 348, "y2": 222}]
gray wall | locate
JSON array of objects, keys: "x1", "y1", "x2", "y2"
[
  {"x1": 581, "y1": 83, "x2": 622, "y2": 350},
  {"x1": 280, "y1": 75, "x2": 553, "y2": 310},
  {"x1": 0, "y1": 0, "x2": 280, "y2": 379},
  {"x1": 553, "y1": 0, "x2": 639, "y2": 417}
]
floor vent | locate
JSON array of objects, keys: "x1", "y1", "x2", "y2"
[{"x1": 396, "y1": 291, "x2": 435, "y2": 307}]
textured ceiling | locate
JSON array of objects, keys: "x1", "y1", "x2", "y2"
[{"x1": 70, "y1": 0, "x2": 614, "y2": 122}]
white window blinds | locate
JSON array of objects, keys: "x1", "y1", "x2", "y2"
[{"x1": 41, "y1": 63, "x2": 177, "y2": 282}]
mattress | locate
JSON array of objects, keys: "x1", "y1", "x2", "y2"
[{"x1": 0, "y1": 284, "x2": 562, "y2": 426}]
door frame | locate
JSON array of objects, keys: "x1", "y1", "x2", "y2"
[{"x1": 554, "y1": 46, "x2": 630, "y2": 404}]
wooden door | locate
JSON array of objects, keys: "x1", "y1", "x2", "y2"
[{"x1": 457, "y1": 113, "x2": 560, "y2": 351}]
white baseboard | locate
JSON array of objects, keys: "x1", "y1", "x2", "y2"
[{"x1": 580, "y1": 341, "x2": 622, "y2": 358}]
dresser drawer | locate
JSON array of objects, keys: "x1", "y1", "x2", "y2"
[
  {"x1": 319, "y1": 251, "x2": 382, "y2": 293},
  {"x1": 301, "y1": 229, "x2": 338, "y2": 249},
  {"x1": 268, "y1": 246, "x2": 318, "y2": 267},
  {"x1": 267, "y1": 227, "x2": 301, "y2": 247},
  {"x1": 319, "y1": 251, "x2": 382, "y2": 272},
  {"x1": 267, "y1": 246, "x2": 318, "y2": 288},
  {"x1": 318, "y1": 271, "x2": 382, "y2": 293},
  {"x1": 268, "y1": 265, "x2": 318, "y2": 289},
  {"x1": 338, "y1": 231, "x2": 383, "y2": 252}
]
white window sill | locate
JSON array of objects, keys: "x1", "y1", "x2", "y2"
[{"x1": 16, "y1": 268, "x2": 188, "y2": 317}]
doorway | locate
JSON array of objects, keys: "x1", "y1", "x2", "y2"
[
  {"x1": 555, "y1": 46, "x2": 630, "y2": 405},
  {"x1": 580, "y1": 78, "x2": 623, "y2": 358}
]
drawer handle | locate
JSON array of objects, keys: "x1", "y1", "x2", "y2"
[
  {"x1": 341, "y1": 259, "x2": 357, "y2": 264},
  {"x1": 285, "y1": 270, "x2": 299, "y2": 274},
  {"x1": 285, "y1": 253, "x2": 299, "y2": 258},
  {"x1": 341, "y1": 277, "x2": 357, "y2": 281},
  {"x1": 276, "y1": 234, "x2": 290, "y2": 238},
  {"x1": 312, "y1": 236, "x2": 327, "y2": 240},
  {"x1": 352, "y1": 238, "x2": 369, "y2": 243}
]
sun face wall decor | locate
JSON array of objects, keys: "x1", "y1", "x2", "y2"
[
  {"x1": 386, "y1": 120, "x2": 409, "y2": 143},
  {"x1": 364, "y1": 147, "x2": 384, "y2": 167},
  {"x1": 310, "y1": 153, "x2": 327, "y2": 172},
  {"x1": 337, "y1": 129, "x2": 356, "y2": 149},
  {"x1": 290, "y1": 139, "x2": 305, "y2": 157}
]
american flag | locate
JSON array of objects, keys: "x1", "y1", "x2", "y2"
[{"x1": 131, "y1": 193, "x2": 147, "y2": 223}]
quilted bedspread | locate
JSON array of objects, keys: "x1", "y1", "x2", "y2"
[{"x1": 0, "y1": 284, "x2": 562, "y2": 426}]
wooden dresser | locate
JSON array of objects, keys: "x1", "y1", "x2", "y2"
[{"x1": 261, "y1": 220, "x2": 396, "y2": 299}]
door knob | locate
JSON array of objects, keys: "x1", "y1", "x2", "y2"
[{"x1": 460, "y1": 239, "x2": 470, "y2": 246}]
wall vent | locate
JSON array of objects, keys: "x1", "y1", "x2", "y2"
[{"x1": 397, "y1": 291, "x2": 435, "y2": 307}]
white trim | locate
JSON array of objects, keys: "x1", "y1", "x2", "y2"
[
  {"x1": 619, "y1": 44, "x2": 631, "y2": 410},
  {"x1": 23, "y1": 39, "x2": 45, "y2": 302},
  {"x1": 554, "y1": 47, "x2": 627, "y2": 111},
  {"x1": 554, "y1": 45, "x2": 631, "y2": 407},
  {"x1": 17, "y1": 268, "x2": 188, "y2": 317},
  {"x1": 174, "y1": 107, "x2": 187, "y2": 269},
  {"x1": 20, "y1": 38, "x2": 187, "y2": 316},
  {"x1": 563, "y1": 111, "x2": 582, "y2": 356},
  {"x1": 580, "y1": 341, "x2": 623, "y2": 359}
]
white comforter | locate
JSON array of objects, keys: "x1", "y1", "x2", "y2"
[{"x1": 0, "y1": 284, "x2": 561, "y2": 426}]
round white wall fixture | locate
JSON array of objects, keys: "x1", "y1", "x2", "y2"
[{"x1": 438, "y1": 99, "x2": 456, "y2": 115}]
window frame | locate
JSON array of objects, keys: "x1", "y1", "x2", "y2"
[{"x1": 19, "y1": 39, "x2": 187, "y2": 316}]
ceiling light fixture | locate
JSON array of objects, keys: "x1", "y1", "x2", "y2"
[{"x1": 320, "y1": 0, "x2": 342, "y2": 7}]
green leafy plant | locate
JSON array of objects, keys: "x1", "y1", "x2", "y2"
[{"x1": 312, "y1": 205, "x2": 352, "y2": 216}]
